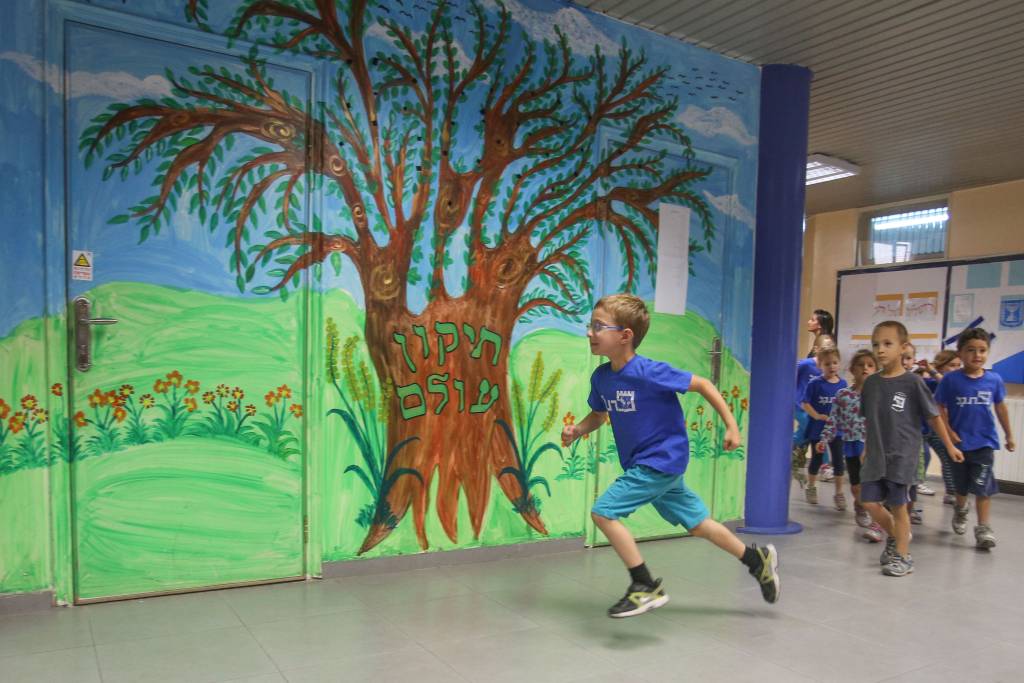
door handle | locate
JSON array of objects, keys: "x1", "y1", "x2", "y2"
[{"x1": 73, "y1": 296, "x2": 118, "y2": 372}]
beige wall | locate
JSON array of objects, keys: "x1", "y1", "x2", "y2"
[{"x1": 799, "y1": 178, "x2": 1024, "y2": 359}]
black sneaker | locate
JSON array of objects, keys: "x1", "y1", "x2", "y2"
[
  {"x1": 607, "y1": 579, "x2": 669, "y2": 618},
  {"x1": 880, "y1": 536, "x2": 897, "y2": 565},
  {"x1": 748, "y1": 544, "x2": 780, "y2": 604}
]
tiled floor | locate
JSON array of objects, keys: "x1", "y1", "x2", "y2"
[{"x1": 3, "y1": 482, "x2": 1024, "y2": 682}]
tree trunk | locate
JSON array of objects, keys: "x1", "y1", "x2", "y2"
[{"x1": 358, "y1": 287, "x2": 547, "y2": 554}]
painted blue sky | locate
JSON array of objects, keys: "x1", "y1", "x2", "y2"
[{"x1": 1, "y1": 0, "x2": 759, "y2": 365}]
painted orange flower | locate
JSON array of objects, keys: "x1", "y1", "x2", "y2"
[
  {"x1": 88, "y1": 389, "x2": 107, "y2": 407},
  {"x1": 563, "y1": 412, "x2": 575, "y2": 426},
  {"x1": 202, "y1": 392, "x2": 216, "y2": 404},
  {"x1": 706, "y1": 420, "x2": 713, "y2": 430},
  {"x1": 51, "y1": 383, "x2": 63, "y2": 396},
  {"x1": 227, "y1": 400, "x2": 239, "y2": 412},
  {"x1": 166, "y1": 370, "x2": 183, "y2": 387},
  {"x1": 9, "y1": 413, "x2": 26, "y2": 434},
  {"x1": 289, "y1": 404, "x2": 303, "y2": 418},
  {"x1": 119, "y1": 384, "x2": 134, "y2": 397},
  {"x1": 184, "y1": 397, "x2": 198, "y2": 412},
  {"x1": 740, "y1": 398, "x2": 749, "y2": 411},
  {"x1": 20, "y1": 394, "x2": 38, "y2": 410},
  {"x1": 245, "y1": 404, "x2": 257, "y2": 416},
  {"x1": 696, "y1": 405, "x2": 704, "y2": 415},
  {"x1": 140, "y1": 394, "x2": 155, "y2": 409},
  {"x1": 690, "y1": 422, "x2": 699, "y2": 431},
  {"x1": 231, "y1": 387, "x2": 244, "y2": 400},
  {"x1": 0, "y1": 399, "x2": 9, "y2": 420},
  {"x1": 731, "y1": 386, "x2": 741, "y2": 398},
  {"x1": 277, "y1": 384, "x2": 292, "y2": 399},
  {"x1": 265, "y1": 391, "x2": 278, "y2": 407},
  {"x1": 113, "y1": 407, "x2": 127, "y2": 423},
  {"x1": 73, "y1": 410, "x2": 87, "y2": 427},
  {"x1": 185, "y1": 380, "x2": 200, "y2": 395},
  {"x1": 32, "y1": 408, "x2": 49, "y2": 424},
  {"x1": 107, "y1": 391, "x2": 123, "y2": 408},
  {"x1": 216, "y1": 384, "x2": 230, "y2": 398},
  {"x1": 153, "y1": 379, "x2": 168, "y2": 394}
]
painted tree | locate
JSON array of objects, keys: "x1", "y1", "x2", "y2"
[{"x1": 82, "y1": 0, "x2": 715, "y2": 553}]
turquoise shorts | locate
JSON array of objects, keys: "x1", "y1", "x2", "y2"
[{"x1": 592, "y1": 465, "x2": 710, "y2": 530}]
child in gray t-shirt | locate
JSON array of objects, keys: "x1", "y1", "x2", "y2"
[{"x1": 860, "y1": 321, "x2": 962, "y2": 577}]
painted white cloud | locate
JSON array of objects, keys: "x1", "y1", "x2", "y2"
[
  {"x1": 483, "y1": 0, "x2": 619, "y2": 56},
  {"x1": 703, "y1": 190, "x2": 754, "y2": 228},
  {"x1": 1, "y1": 51, "x2": 172, "y2": 100},
  {"x1": 366, "y1": 22, "x2": 476, "y2": 73},
  {"x1": 677, "y1": 105, "x2": 756, "y2": 146}
]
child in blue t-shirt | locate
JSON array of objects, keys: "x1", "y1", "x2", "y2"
[
  {"x1": 562, "y1": 294, "x2": 780, "y2": 618},
  {"x1": 935, "y1": 328, "x2": 1016, "y2": 549},
  {"x1": 792, "y1": 335, "x2": 830, "y2": 487},
  {"x1": 800, "y1": 346, "x2": 848, "y2": 506}
]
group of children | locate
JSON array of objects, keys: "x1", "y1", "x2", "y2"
[
  {"x1": 559, "y1": 293, "x2": 1016, "y2": 620},
  {"x1": 792, "y1": 320, "x2": 1016, "y2": 575}
]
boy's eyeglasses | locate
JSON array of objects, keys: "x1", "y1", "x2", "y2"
[{"x1": 587, "y1": 321, "x2": 624, "y2": 333}]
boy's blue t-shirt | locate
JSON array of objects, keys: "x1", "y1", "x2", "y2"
[
  {"x1": 587, "y1": 355, "x2": 693, "y2": 475},
  {"x1": 795, "y1": 358, "x2": 822, "y2": 409},
  {"x1": 801, "y1": 376, "x2": 848, "y2": 442},
  {"x1": 934, "y1": 369, "x2": 1006, "y2": 451}
]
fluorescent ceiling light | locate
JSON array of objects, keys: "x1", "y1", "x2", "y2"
[{"x1": 806, "y1": 154, "x2": 860, "y2": 185}]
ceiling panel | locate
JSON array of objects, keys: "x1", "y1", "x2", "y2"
[{"x1": 571, "y1": 0, "x2": 1024, "y2": 213}]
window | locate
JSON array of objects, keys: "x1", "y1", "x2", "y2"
[{"x1": 858, "y1": 203, "x2": 948, "y2": 265}]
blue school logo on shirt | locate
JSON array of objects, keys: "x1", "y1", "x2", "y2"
[
  {"x1": 956, "y1": 391, "x2": 992, "y2": 406},
  {"x1": 604, "y1": 390, "x2": 637, "y2": 413}
]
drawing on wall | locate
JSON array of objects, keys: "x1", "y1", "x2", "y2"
[
  {"x1": 905, "y1": 291, "x2": 938, "y2": 321},
  {"x1": 1, "y1": 0, "x2": 760, "y2": 597},
  {"x1": 873, "y1": 293, "x2": 904, "y2": 320}
]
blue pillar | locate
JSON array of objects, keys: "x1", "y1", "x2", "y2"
[{"x1": 738, "y1": 64, "x2": 812, "y2": 535}]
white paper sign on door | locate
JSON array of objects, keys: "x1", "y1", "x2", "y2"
[
  {"x1": 653, "y1": 203, "x2": 690, "y2": 316},
  {"x1": 72, "y1": 250, "x2": 93, "y2": 281}
]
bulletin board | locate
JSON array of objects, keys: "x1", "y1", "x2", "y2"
[{"x1": 835, "y1": 253, "x2": 1024, "y2": 384}]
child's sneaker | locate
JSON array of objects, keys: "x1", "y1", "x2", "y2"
[
  {"x1": 880, "y1": 536, "x2": 898, "y2": 565},
  {"x1": 909, "y1": 508, "x2": 923, "y2": 525},
  {"x1": 974, "y1": 524, "x2": 996, "y2": 550},
  {"x1": 747, "y1": 544, "x2": 780, "y2": 604},
  {"x1": 917, "y1": 483, "x2": 936, "y2": 496},
  {"x1": 942, "y1": 493, "x2": 955, "y2": 505},
  {"x1": 834, "y1": 492, "x2": 847, "y2": 511},
  {"x1": 882, "y1": 554, "x2": 914, "y2": 577},
  {"x1": 862, "y1": 523, "x2": 884, "y2": 543},
  {"x1": 805, "y1": 485, "x2": 818, "y2": 505},
  {"x1": 607, "y1": 579, "x2": 669, "y2": 618},
  {"x1": 855, "y1": 510, "x2": 872, "y2": 528},
  {"x1": 952, "y1": 506, "x2": 969, "y2": 535},
  {"x1": 819, "y1": 464, "x2": 835, "y2": 481}
]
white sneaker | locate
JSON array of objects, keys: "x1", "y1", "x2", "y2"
[
  {"x1": 819, "y1": 465, "x2": 835, "y2": 482},
  {"x1": 917, "y1": 484, "x2": 936, "y2": 496}
]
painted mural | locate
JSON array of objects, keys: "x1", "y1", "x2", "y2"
[{"x1": 0, "y1": 0, "x2": 759, "y2": 601}]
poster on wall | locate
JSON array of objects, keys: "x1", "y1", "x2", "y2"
[
  {"x1": 948, "y1": 260, "x2": 1024, "y2": 383},
  {"x1": 836, "y1": 266, "x2": 949, "y2": 379}
]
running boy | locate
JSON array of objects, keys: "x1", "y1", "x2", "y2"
[
  {"x1": 801, "y1": 345, "x2": 848, "y2": 507},
  {"x1": 818, "y1": 349, "x2": 884, "y2": 541},
  {"x1": 562, "y1": 294, "x2": 780, "y2": 617},
  {"x1": 935, "y1": 328, "x2": 1016, "y2": 549},
  {"x1": 861, "y1": 321, "x2": 962, "y2": 577}
]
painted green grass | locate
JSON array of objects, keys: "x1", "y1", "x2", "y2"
[
  {"x1": 73, "y1": 437, "x2": 302, "y2": 599},
  {"x1": 1, "y1": 282, "x2": 749, "y2": 594}
]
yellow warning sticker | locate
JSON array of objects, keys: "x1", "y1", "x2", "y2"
[{"x1": 72, "y1": 250, "x2": 93, "y2": 281}]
